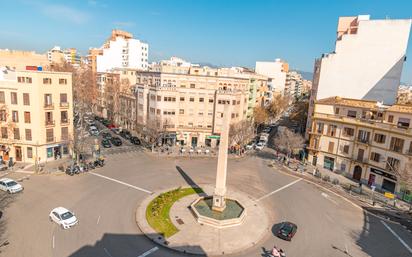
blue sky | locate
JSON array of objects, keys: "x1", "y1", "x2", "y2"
[{"x1": 1, "y1": 0, "x2": 412, "y2": 83}]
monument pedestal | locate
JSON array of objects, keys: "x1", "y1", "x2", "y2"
[{"x1": 212, "y1": 194, "x2": 226, "y2": 212}]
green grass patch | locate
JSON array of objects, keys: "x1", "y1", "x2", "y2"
[{"x1": 146, "y1": 187, "x2": 203, "y2": 238}]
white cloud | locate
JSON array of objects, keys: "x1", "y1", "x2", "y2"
[
  {"x1": 41, "y1": 4, "x2": 90, "y2": 24},
  {"x1": 113, "y1": 21, "x2": 136, "y2": 27}
]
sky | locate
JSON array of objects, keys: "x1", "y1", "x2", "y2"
[{"x1": 1, "y1": 0, "x2": 412, "y2": 83}]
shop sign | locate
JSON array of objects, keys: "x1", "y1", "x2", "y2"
[
  {"x1": 384, "y1": 192, "x2": 395, "y2": 199},
  {"x1": 207, "y1": 135, "x2": 220, "y2": 139},
  {"x1": 370, "y1": 168, "x2": 397, "y2": 181}
]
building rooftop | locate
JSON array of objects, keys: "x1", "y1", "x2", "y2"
[
  {"x1": 316, "y1": 96, "x2": 379, "y2": 109},
  {"x1": 387, "y1": 104, "x2": 412, "y2": 114}
]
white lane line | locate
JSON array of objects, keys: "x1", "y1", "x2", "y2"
[
  {"x1": 97, "y1": 215, "x2": 101, "y2": 225},
  {"x1": 137, "y1": 247, "x2": 159, "y2": 257},
  {"x1": 257, "y1": 178, "x2": 302, "y2": 202},
  {"x1": 52, "y1": 235, "x2": 55, "y2": 249},
  {"x1": 103, "y1": 247, "x2": 114, "y2": 257},
  {"x1": 381, "y1": 220, "x2": 412, "y2": 254},
  {"x1": 90, "y1": 172, "x2": 152, "y2": 194},
  {"x1": 321, "y1": 192, "x2": 338, "y2": 205}
]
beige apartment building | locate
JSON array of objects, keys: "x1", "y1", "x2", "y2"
[
  {"x1": 308, "y1": 96, "x2": 412, "y2": 194},
  {"x1": 0, "y1": 67, "x2": 74, "y2": 164},
  {"x1": 0, "y1": 49, "x2": 49, "y2": 70}
]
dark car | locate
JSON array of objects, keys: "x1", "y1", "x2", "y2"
[
  {"x1": 110, "y1": 137, "x2": 123, "y2": 146},
  {"x1": 130, "y1": 136, "x2": 141, "y2": 145},
  {"x1": 102, "y1": 119, "x2": 110, "y2": 126},
  {"x1": 120, "y1": 130, "x2": 132, "y2": 140},
  {"x1": 101, "y1": 132, "x2": 112, "y2": 140},
  {"x1": 101, "y1": 139, "x2": 112, "y2": 148},
  {"x1": 277, "y1": 222, "x2": 297, "y2": 241}
]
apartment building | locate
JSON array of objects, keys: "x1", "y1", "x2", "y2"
[
  {"x1": 47, "y1": 46, "x2": 81, "y2": 66},
  {"x1": 88, "y1": 30, "x2": 149, "y2": 73},
  {"x1": 308, "y1": 96, "x2": 412, "y2": 194},
  {"x1": 0, "y1": 49, "x2": 49, "y2": 70},
  {"x1": 0, "y1": 67, "x2": 73, "y2": 164},
  {"x1": 397, "y1": 85, "x2": 412, "y2": 104},
  {"x1": 255, "y1": 58, "x2": 289, "y2": 97}
]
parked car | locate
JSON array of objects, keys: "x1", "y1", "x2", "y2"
[
  {"x1": 255, "y1": 142, "x2": 265, "y2": 150},
  {"x1": 101, "y1": 132, "x2": 112, "y2": 140},
  {"x1": 107, "y1": 124, "x2": 117, "y2": 129},
  {"x1": 110, "y1": 137, "x2": 123, "y2": 146},
  {"x1": 245, "y1": 142, "x2": 256, "y2": 150},
  {"x1": 49, "y1": 207, "x2": 78, "y2": 229},
  {"x1": 277, "y1": 222, "x2": 298, "y2": 241},
  {"x1": 0, "y1": 178, "x2": 23, "y2": 193},
  {"x1": 101, "y1": 139, "x2": 112, "y2": 148},
  {"x1": 89, "y1": 128, "x2": 99, "y2": 136},
  {"x1": 111, "y1": 128, "x2": 120, "y2": 135},
  {"x1": 120, "y1": 130, "x2": 132, "y2": 140},
  {"x1": 102, "y1": 119, "x2": 110, "y2": 126},
  {"x1": 130, "y1": 136, "x2": 141, "y2": 145},
  {"x1": 262, "y1": 127, "x2": 271, "y2": 133}
]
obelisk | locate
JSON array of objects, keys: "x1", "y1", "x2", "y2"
[{"x1": 212, "y1": 103, "x2": 231, "y2": 212}]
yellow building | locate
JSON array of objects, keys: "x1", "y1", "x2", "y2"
[
  {"x1": 308, "y1": 96, "x2": 412, "y2": 194},
  {"x1": 0, "y1": 67, "x2": 74, "y2": 164},
  {"x1": 0, "y1": 49, "x2": 49, "y2": 70}
]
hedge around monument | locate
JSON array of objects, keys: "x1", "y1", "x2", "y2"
[{"x1": 146, "y1": 187, "x2": 204, "y2": 238}]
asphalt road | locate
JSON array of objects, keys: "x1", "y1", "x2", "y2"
[{"x1": 1, "y1": 150, "x2": 412, "y2": 257}]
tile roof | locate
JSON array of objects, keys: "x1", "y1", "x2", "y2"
[
  {"x1": 316, "y1": 96, "x2": 378, "y2": 109},
  {"x1": 387, "y1": 104, "x2": 412, "y2": 114}
]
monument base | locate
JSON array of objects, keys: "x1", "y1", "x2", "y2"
[{"x1": 212, "y1": 194, "x2": 226, "y2": 212}]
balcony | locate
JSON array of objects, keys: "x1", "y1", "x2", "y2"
[
  {"x1": 45, "y1": 120, "x2": 55, "y2": 127},
  {"x1": 61, "y1": 119, "x2": 70, "y2": 125},
  {"x1": 44, "y1": 103, "x2": 54, "y2": 110},
  {"x1": 60, "y1": 102, "x2": 69, "y2": 108},
  {"x1": 356, "y1": 138, "x2": 370, "y2": 145}
]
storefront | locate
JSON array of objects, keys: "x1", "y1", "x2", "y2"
[
  {"x1": 323, "y1": 156, "x2": 335, "y2": 171},
  {"x1": 369, "y1": 168, "x2": 397, "y2": 193}
]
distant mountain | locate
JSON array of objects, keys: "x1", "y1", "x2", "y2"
[
  {"x1": 294, "y1": 70, "x2": 314, "y2": 81},
  {"x1": 196, "y1": 62, "x2": 219, "y2": 68}
]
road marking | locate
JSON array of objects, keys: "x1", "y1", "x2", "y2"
[
  {"x1": 381, "y1": 220, "x2": 412, "y2": 254},
  {"x1": 103, "y1": 247, "x2": 114, "y2": 257},
  {"x1": 97, "y1": 215, "x2": 100, "y2": 225},
  {"x1": 321, "y1": 192, "x2": 338, "y2": 205},
  {"x1": 137, "y1": 247, "x2": 159, "y2": 257},
  {"x1": 257, "y1": 178, "x2": 302, "y2": 201},
  {"x1": 52, "y1": 235, "x2": 55, "y2": 249},
  {"x1": 90, "y1": 172, "x2": 152, "y2": 194}
]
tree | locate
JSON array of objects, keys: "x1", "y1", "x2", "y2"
[
  {"x1": 48, "y1": 62, "x2": 97, "y2": 159},
  {"x1": 397, "y1": 161, "x2": 412, "y2": 203},
  {"x1": 229, "y1": 120, "x2": 255, "y2": 154},
  {"x1": 266, "y1": 94, "x2": 290, "y2": 122},
  {"x1": 273, "y1": 127, "x2": 304, "y2": 158},
  {"x1": 253, "y1": 106, "x2": 269, "y2": 129},
  {"x1": 289, "y1": 99, "x2": 309, "y2": 134}
]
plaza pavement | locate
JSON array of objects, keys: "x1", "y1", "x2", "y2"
[{"x1": 0, "y1": 149, "x2": 412, "y2": 257}]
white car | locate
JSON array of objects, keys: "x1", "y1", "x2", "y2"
[
  {"x1": 255, "y1": 142, "x2": 265, "y2": 150},
  {"x1": 49, "y1": 207, "x2": 78, "y2": 229},
  {"x1": 0, "y1": 178, "x2": 23, "y2": 193},
  {"x1": 245, "y1": 142, "x2": 256, "y2": 150}
]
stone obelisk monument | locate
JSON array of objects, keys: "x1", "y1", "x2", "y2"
[{"x1": 212, "y1": 104, "x2": 231, "y2": 212}]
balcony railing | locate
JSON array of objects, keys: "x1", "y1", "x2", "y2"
[
  {"x1": 45, "y1": 120, "x2": 55, "y2": 127},
  {"x1": 61, "y1": 119, "x2": 70, "y2": 125},
  {"x1": 60, "y1": 102, "x2": 69, "y2": 108},
  {"x1": 44, "y1": 103, "x2": 54, "y2": 109}
]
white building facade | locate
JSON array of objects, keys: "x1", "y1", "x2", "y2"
[{"x1": 255, "y1": 59, "x2": 288, "y2": 97}]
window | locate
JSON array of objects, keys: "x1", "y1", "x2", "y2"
[
  {"x1": 328, "y1": 142, "x2": 334, "y2": 152},
  {"x1": 164, "y1": 97, "x2": 176, "y2": 102},
  {"x1": 149, "y1": 107, "x2": 155, "y2": 114},
  {"x1": 347, "y1": 110, "x2": 357, "y2": 118},
  {"x1": 189, "y1": 97, "x2": 194, "y2": 102},
  {"x1": 43, "y1": 78, "x2": 52, "y2": 84},
  {"x1": 190, "y1": 84, "x2": 195, "y2": 88},
  {"x1": 45, "y1": 112, "x2": 53, "y2": 125},
  {"x1": 179, "y1": 109, "x2": 184, "y2": 114},
  {"x1": 150, "y1": 95, "x2": 156, "y2": 101},
  {"x1": 61, "y1": 127, "x2": 68, "y2": 141},
  {"x1": 232, "y1": 100, "x2": 236, "y2": 105},
  {"x1": 25, "y1": 129, "x2": 32, "y2": 141},
  {"x1": 17, "y1": 77, "x2": 32, "y2": 83},
  {"x1": 59, "y1": 78, "x2": 67, "y2": 85},
  {"x1": 199, "y1": 98, "x2": 204, "y2": 102},
  {"x1": 334, "y1": 107, "x2": 340, "y2": 115},
  {"x1": 370, "y1": 152, "x2": 381, "y2": 162},
  {"x1": 21, "y1": 93, "x2": 30, "y2": 106},
  {"x1": 27, "y1": 147, "x2": 33, "y2": 159},
  {"x1": 11, "y1": 111, "x2": 18, "y2": 122},
  {"x1": 327, "y1": 125, "x2": 337, "y2": 137},
  {"x1": 61, "y1": 111, "x2": 68, "y2": 123},
  {"x1": 198, "y1": 112, "x2": 204, "y2": 116},
  {"x1": 156, "y1": 109, "x2": 160, "y2": 115},
  {"x1": 209, "y1": 98, "x2": 214, "y2": 103},
  {"x1": 44, "y1": 94, "x2": 52, "y2": 106},
  {"x1": 13, "y1": 128, "x2": 20, "y2": 140},
  {"x1": 11, "y1": 92, "x2": 17, "y2": 105},
  {"x1": 46, "y1": 129, "x2": 54, "y2": 142},
  {"x1": 0, "y1": 91, "x2": 4, "y2": 104},
  {"x1": 397, "y1": 117, "x2": 410, "y2": 128},
  {"x1": 386, "y1": 157, "x2": 400, "y2": 172},
  {"x1": 157, "y1": 96, "x2": 161, "y2": 101},
  {"x1": 374, "y1": 133, "x2": 386, "y2": 144},
  {"x1": 0, "y1": 110, "x2": 6, "y2": 121},
  {"x1": 1, "y1": 127, "x2": 7, "y2": 139},
  {"x1": 24, "y1": 112, "x2": 31, "y2": 123},
  {"x1": 388, "y1": 115, "x2": 394, "y2": 123},
  {"x1": 342, "y1": 145, "x2": 349, "y2": 154},
  {"x1": 357, "y1": 130, "x2": 370, "y2": 143},
  {"x1": 316, "y1": 122, "x2": 324, "y2": 134},
  {"x1": 180, "y1": 97, "x2": 185, "y2": 101},
  {"x1": 343, "y1": 127, "x2": 354, "y2": 137},
  {"x1": 60, "y1": 93, "x2": 67, "y2": 103},
  {"x1": 389, "y1": 137, "x2": 404, "y2": 153}
]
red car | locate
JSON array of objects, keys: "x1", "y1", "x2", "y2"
[{"x1": 107, "y1": 124, "x2": 117, "y2": 129}]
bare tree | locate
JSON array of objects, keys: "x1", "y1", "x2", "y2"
[
  {"x1": 289, "y1": 99, "x2": 309, "y2": 134},
  {"x1": 266, "y1": 94, "x2": 290, "y2": 122},
  {"x1": 229, "y1": 120, "x2": 255, "y2": 154},
  {"x1": 273, "y1": 127, "x2": 304, "y2": 158},
  {"x1": 253, "y1": 106, "x2": 269, "y2": 132},
  {"x1": 48, "y1": 62, "x2": 97, "y2": 159},
  {"x1": 397, "y1": 161, "x2": 412, "y2": 204}
]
